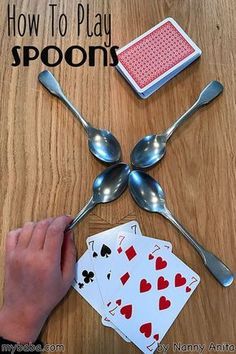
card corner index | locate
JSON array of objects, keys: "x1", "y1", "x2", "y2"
[{"x1": 86, "y1": 237, "x2": 94, "y2": 248}]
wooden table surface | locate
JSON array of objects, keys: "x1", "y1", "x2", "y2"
[{"x1": 0, "y1": 0, "x2": 235, "y2": 353}]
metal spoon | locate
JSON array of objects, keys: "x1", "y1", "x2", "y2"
[
  {"x1": 129, "y1": 170, "x2": 234, "y2": 287},
  {"x1": 65, "y1": 163, "x2": 130, "y2": 231},
  {"x1": 38, "y1": 70, "x2": 121, "y2": 164},
  {"x1": 131, "y1": 81, "x2": 224, "y2": 169}
]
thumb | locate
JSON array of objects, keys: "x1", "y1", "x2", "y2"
[{"x1": 61, "y1": 230, "x2": 77, "y2": 284}]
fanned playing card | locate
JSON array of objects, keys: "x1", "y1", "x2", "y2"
[
  {"x1": 73, "y1": 250, "x2": 130, "y2": 342},
  {"x1": 74, "y1": 221, "x2": 142, "y2": 341},
  {"x1": 116, "y1": 17, "x2": 201, "y2": 98},
  {"x1": 101, "y1": 232, "x2": 172, "y2": 324},
  {"x1": 103, "y1": 231, "x2": 172, "y2": 301},
  {"x1": 104, "y1": 237, "x2": 200, "y2": 353},
  {"x1": 86, "y1": 222, "x2": 142, "y2": 306}
]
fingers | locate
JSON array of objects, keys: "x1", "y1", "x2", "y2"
[
  {"x1": 16, "y1": 222, "x2": 36, "y2": 249},
  {"x1": 61, "y1": 231, "x2": 77, "y2": 283},
  {"x1": 28, "y1": 218, "x2": 54, "y2": 250},
  {"x1": 43, "y1": 216, "x2": 72, "y2": 262},
  {"x1": 6, "y1": 228, "x2": 22, "y2": 252}
]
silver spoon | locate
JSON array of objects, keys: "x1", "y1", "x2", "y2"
[
  {"x1": 38, "y1": 70, "x2": 121, "y2": 164},
  {"x1": 129, "y1": 170, "x2": 234, "y2": 287},
  {"x1": 131, "y1": 81, "x2": 224, "y2": 169},
  {"x1": 66, "y1": 163, "x2": 130, "y2": 231}
]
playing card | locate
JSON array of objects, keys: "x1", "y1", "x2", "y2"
[
  {"x1": 86, "y1": 221, "x2": 142, "y2": 333},
  {"x1": 116, "y1": 17, "x2": 201, "y2": 98},
  {"x1": 73, "y1": 250, "x2": 131, "y2": 342},
  {"x1": 105, "y1": 240, "x2": 200, "y2": 353},
  {"x1": 104, "y1": 231, "x2": 172, "y2": 301},
  {"x1": 86, "y1": 222, "x2": 142, "y2": 306},
  {"x1": 73, "y1": 250, "x2": 103, "y2": 315},
  {"x1": 101, "y1": 232, "x2": 172, "y2": 324}
]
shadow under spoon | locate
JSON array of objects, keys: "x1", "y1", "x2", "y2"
[
  {"x1": 65, "y1": 163, "x2": 130, "y2": 231},
  {"x1": 129, "y1": 170, "x2": 234, "y2": 287},
  {"x1": 131, "y1": 81, "x2": 224, "y2": 169},
  {"x1": 38, "y1": 70, "x2": 121, "y2": 164}
]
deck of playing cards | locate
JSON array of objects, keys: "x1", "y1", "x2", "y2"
[
  {"x1": 73, "y1": 221, "x2": 200, "y2": 353},
  {"x1": 116, "y1": 17, "x2": 202, "y2": 99}
]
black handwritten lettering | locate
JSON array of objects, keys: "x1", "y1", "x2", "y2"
[
  {"x1": 9, "y1": 3, "x2": 117, "y2": 68},
  {"x1": 7, "y1": 4, "x2": 40, "y2": 37}
]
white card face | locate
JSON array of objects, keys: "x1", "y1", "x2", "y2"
[
  {"x1": 73, "y1": 250, "x2": 130, "y2": 342},
  {"x1": 104, "y1": 232, "x2": 172, "y2": 302},
  {"x1": 101, "y1": 232, "x2": 172, "y2": 324},
  {"x1": 73, "y1": 250, "x2": 103, "y2": 315},
  {"x1": 104, "y1": 239, "x2": 200, "y2": 353},
  {"x1": 86, "y1": 221, "x2": 142, "y2": 306}
]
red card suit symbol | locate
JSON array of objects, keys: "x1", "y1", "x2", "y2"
[
  {"x1": 155, "y1": 257, "x2": 167, "y2": 270},
  {"x1": 153, "y1": 334, "x2": 159, "y2": 341},
  {"x1": 148, "y1": 254, "x2": 154, "y2": 260},
  {"x1": 159, "y1": 296, "x2": 171, "y2": 310},
  {"x1": 140, "y1": 322, "x2": 152, "y2": 338},
  {"x1": 116, "y1": 299, "x2": 122, "y2": 306},
  {"x1": 175, "y1": 273, "x2": 187, "y2": 287},
  {"x1": 117, "y1": 246, "x2": 122, "y2": 254},
  {"x1": 120, "y1": 304, "x2": 132, "y2": 319},
  {"x1": 120, "y1": 272, "x2": 130, "y2": 285},
  {"x1": 140, "y1": 279, "x2": 152, "y2": 293},
  {"x1": 157, "y1": 276, "x2": 169, "y2": 290},
  {"x1": 186, "y1": 286, "x2": 191, "y2": 293},
  {"x1": 125, "y1": 246, "x2": 137, "y2": 261}
]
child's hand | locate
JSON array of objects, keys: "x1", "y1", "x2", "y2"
[{"x1": 0, "y1": 216, "x2": 76, "y2": 343}]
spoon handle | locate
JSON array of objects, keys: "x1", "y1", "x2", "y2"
[
  {"x1": 162, "y1": 209, "x2": 234, "y2": 287},
  {"x1": 164, "y1": 81, "x2": 224, "y2": 140},
  {"x1": 65, "y1": 197, "x2": 96, "y2": 231},
  {"x1": 38, "y1": 70, "x2": 91, "y2": 133}
]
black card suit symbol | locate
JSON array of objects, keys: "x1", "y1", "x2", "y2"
[
  {"x1": 78, "y1": 283, "x2": 84, "y2": 289},
  {"x1": 101, "y1": 244, "x2": 111, "y2": 258},
  {"x1": 82, "y1": 270, "x2": 94, "y2": 284},
  {"x1": 107, "y1": 271, "x2": 111, "y2": 280},
  {"x1": 93, "y1": 251, "x2": 98, "y2": 258}
]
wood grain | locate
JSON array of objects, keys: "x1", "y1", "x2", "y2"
[{"x1": 0, "y1": 0, "x2": 235, "y2": 353}]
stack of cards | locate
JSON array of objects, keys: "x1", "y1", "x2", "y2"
[
  {"x1": 116, "y1": 17, "x2": 202, "y2": 98},
  {"x1": 73, "y1": 221, "x2": 200, "y2": 353}
]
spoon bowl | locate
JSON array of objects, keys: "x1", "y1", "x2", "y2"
[
  {"x1": 66, "y1": 163, "x2": 130, "y2": 230},
  {"x1": 88, "y1": 127, "x2": 121, "y2": 164},
  {"x1": 129, "y1": 170, "x2": 234, "y2": 287},
  {"x1": 128, "y1": 170, "x2": 166, "y2": 212},
  {"x1": 131, "y1": 135, "x2": 167, "y2": 169},
  {"x1": 38, "y1": 70, "x2": 121, "y2": 164},
  {"x1": 93, "y1": 162, "x2": 131, "y2": 203}
]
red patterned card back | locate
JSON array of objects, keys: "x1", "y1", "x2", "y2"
[{"x1": 118, "y1": 20, "x2": 196, "y2": 89}]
